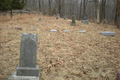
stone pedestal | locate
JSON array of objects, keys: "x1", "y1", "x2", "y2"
[
  {"x1": 8, "y1": 71, "x2": 39, "y2": 80},
  {"x1": 71, "y1": 22, "x2": 76, "y2": 26},
  {"x1": 81, "y1": 20, "x2": 89, "y2": 24},
  {"x1": 16, "y1": 65, "x2": 39, "y2": 77}
]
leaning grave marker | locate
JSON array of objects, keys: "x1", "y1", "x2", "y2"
[{"x1": 8, "y1": 33, "x2": 39, "y2": 80}]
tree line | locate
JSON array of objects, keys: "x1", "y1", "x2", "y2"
[{"x1": 0, "y1": 0, "x2": 120, "y2": 28}]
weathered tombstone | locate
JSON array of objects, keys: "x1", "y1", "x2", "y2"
[
  {"x1": 33, "y1": 27, "x2": 36, "y2": 31},
  {"x1": 116, "y1": 71, "x2": 120, "y2": 80},
  {"x1": 79, "y1": 31, "x2": 86, "y2": 33},
  {"x1": 0, "y1": 28, "x2": 1, "y2": 30},
  {"x1": 50, "y1": 30, "x2": 57, "y2": 32},
  {"x1": 71, "y1": 15, "x2": 76, "y2": 26},
  {"x1": 3, "y1": 12, "x2": 7, "y2": 16},
  {"x1": 8, "y1": 33, "x2": 39, "y2": 80},
  {"x1": 56, "y1": 17, "x2": 58, "y2": 20},
  {"x1": 64, "y1": 16, "x2": 67, "y2": 20},
  {"x1": 63, "y1": 30, "x2": 70, "y2": 33},
  {"x1": 39, "y1": 18, "x2": 41, "y2": 21},
  {"x1": 57, "y1": 14, "x2": 60, "y2": 18},
  {"x1": 15, "y1": 27, "x2": 23, "y2": 30},
  {"x1": 56, "y1": 13, "x2": 60, "y2": 19},
  {"x1": 81, "y1": 14, "x2": 89, "y2": 24},
  {"x1": 100, "y1": 31, "x2": 116, "y2": 36},
  {"x1": 36, "y1": 23, "x2": 39, "y2": 26}
]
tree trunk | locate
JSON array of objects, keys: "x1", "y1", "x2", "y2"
[
  {"x1": 83, "y1": 0, "x2": 86, "y2": 14},
  {"x1": 49, "y1": 0, "x2": 51, "y2": 16},
  {"x1": 100, "y1": 0, "x2": 106, "y2": 23},
  {"x1": 59, "y1": 0, "x2": 61, "y2": 14},
  {"x1": 11, "y1": 10, "x2": 12, "y2": 19},
  {"x1": 79, "y1": 0, "x2": 82, "y2": 20},
  {"x1": 115, "y1": 0, "x2": 120, "y2": 28},
  {"x1": 97, "y1": 6, "x2": 100, "y2": 23},
  {"x1": 38, "y1": 0, "x2": 41, "y2": 12}
]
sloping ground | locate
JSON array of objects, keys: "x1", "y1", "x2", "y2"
[{"x1": 0, "y1": 14, "x2": 120, "y2": 80}]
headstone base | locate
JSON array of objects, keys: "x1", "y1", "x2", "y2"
[
  {"x1": 81, "y1": 20, "x2": 89, "y2": 24},
  {"x1": 8, "y1": 71, "x2": 39, "y2": 80},
  {"x1": 71, "y1": 23, "x2": 76, "y2": 26},
  {"x1": 16, "y1": 65, "x2": 39, "y2": 77}
]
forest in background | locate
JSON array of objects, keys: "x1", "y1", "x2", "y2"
[
  {"x1": 0, "y1": 0, "x2": 120, "y2": 28},
  {"x1": 20, "y1": 0, "x2": 120, "y2": 27}
]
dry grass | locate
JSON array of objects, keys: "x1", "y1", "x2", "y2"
[{"x1": 0, "y1": 14, "x2": 120, "y2": 80}]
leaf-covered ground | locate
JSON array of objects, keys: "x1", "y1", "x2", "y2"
[{"x1": 0, "y1": 14, "x2": 120, "y2": 80}]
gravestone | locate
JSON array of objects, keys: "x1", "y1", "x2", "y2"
[
  {"x1": 0, "y1": 28, "x2": 1, "y2": 30},
  {"x1": 79, "y1": 31, "x2": 86, "y2": 33},
  {"x1": 33, "y1": 27, "x2": 36, "y2": 31},
  {"x1": 71, "y1": 15, "x2": 76, "y2": 26},
  {"x1": 15, "y1": 27, "x2": 22, "y2": 30},
  {"x1": 56, "y1": 14, "x2": 60, "y2": 20},
  {"x1": 57, "y1": 14, "x2": 60, "y2": 18},
  {"x1": 8, "y1": 33, "x2": 39, "y2": 80},
  {"x1": 39, "y1": 12, "x2": 42, "y2": 21},
  {"x1": 3, "y1": 12, "x2": 7, "y2": 16},
  {"x1": 56, "y1": 17, "x2": 58, "y2": 20},
  {"x1": 63, "y1": 30, "x2": 70, "y2": 33},
  {"x1": 39, "y1": 18, "x2": 41, "y2": 21},
  {"x1": 100, "y1": 31, "x2": 115, "y2": 36},
  {"x1": 81, "y1": 14, "x2": 89, "y2": 24},
  {"x1": 50, "y1": 30, "x2": 57, "y2": 32},
  {"x1": 64, "y1": 16, "x2": 67, "y2": 20}
]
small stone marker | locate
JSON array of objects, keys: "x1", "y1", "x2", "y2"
[
  {"x1": 33, "y1": 27, "x2": 36, "y2": 31},
  {"x1": 3, "y1": 12, "x2": 7, "y2": 16},
  {"x1": 15, "y1": 27, "x2": 22, "y2": 30},
  {"x1": 8, "y1": 33, "x2": 39, "y2": 80},
  {"x1": 100, "y1": 31, "x2": 115, "y2": 36},
  {"x1": 116, "y1": 71, "x2": 120, "y2": 80},
  {"x1": 81, "y1": 14, "x2": 89, "y2": 24},
  {"x1": 71, "y1": 15, "x2": 76, "y2": 26},
  {"x1": 36, "y1": 23, "x2": 39, "y2": 26},
  {"x1": 0, "y1": 28, "x2": 1, "y2": 30},
  {"x1": 64, "y1": 17, "x2": 67, "y2": 20},
  {"x1": 56, "y1": 17, "x2": 58, "y2": 20},
  {"x1": 64, "y1": 15, "x2": 67, "y2": 20},
  {"x1": 57, "y1": 14, "x2": 60, "y2": 18},
  {"x1": 39, "y1": 18, "x2": 41, "y2": 21},
  {"x1": 50, "y1": 30, "x2": 57, "y2": 32},
  {"x1": 56, "y1": 13, "x2": 60, "y2": 20},
  {"x1": 79, "y1": 31, "x2": 85, "y2": 33},
  {"x1": 63, "y1": 30, "x2": 70, "y2": 33}
]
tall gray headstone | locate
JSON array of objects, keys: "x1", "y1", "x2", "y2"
[
  {"x1": 71, "y1": 15, "x2": 76, "y2": 26},
  {"x1": 81, "y1": 14, "x2": 89, "y2": 24},
  {"x1": 8, "y1": 33, "x2": 39, "y2": 80}
]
